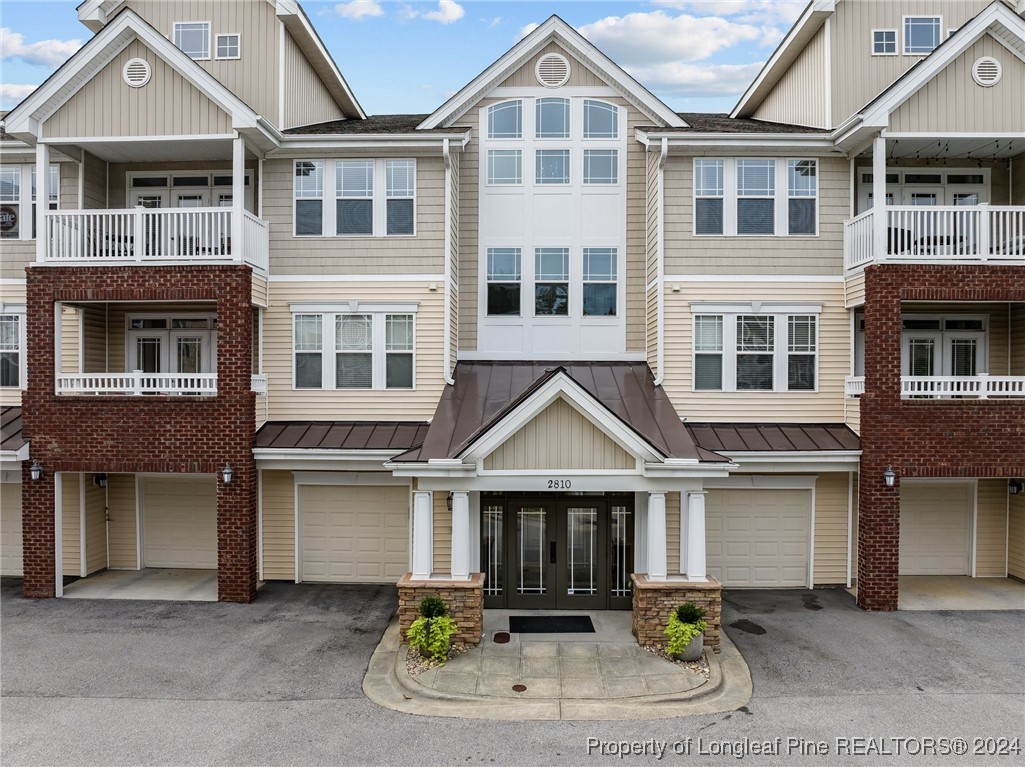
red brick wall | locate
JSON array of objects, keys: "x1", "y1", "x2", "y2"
[
  {"x1": 858, "y1": 264, "x2": 1025, "y2": 610},
  {"x1": 22, "y1": 265, "x2": 257, "y2": 602}
]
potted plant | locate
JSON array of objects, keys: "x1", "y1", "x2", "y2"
[
  {"x1": 406, "y1": 595, "x2": 459, "y2": 663},
  {"x1": 665, "y1": 602, "x2": 707, "y2": 662}
]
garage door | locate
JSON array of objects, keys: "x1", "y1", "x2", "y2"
[
  {"x1": 300, "y1": 485, "x2": 409, "y2": 583},
  {"x1": 706, "y1": 489, "x2": 810, "y2": 587},
  {"x1": 142, "y1": 477, "x2": 217, "y2": 569},
  {"x1": 900, "y1": 483, "x2": 971, "y2": 575},
  {"x1": 1, "y1": 482, "x2": 22, "y2": 576}
]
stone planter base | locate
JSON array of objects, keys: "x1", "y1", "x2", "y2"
[
  {"x1": 397, "y1": 573, "x2": 484, "y2": 647},
  {"x1": 631, "y1": 574, "x2": 722, "y2": 650}
]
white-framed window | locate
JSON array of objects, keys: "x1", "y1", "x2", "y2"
[
  {"x1": 292, "y1": 307, "x2": 415, "y2": 390},
  {"x1": 582, "y1": 248, "x2": 617, "y2": 316},
  {"x1": 295, "y1": 159, "x2": 416, "y2": 237},
  {"x1": 215, "y1": 33, "x2": 241, "y2": 60},
  {"x1": 534, "y1": 248, "x2": 569, "y2": 316},
  {"x1": 583, "y1": 150, "x2": 618, "y2": 185},
  {"x1": 904, "y1": 16, "x2": 941, "y2": 55},
  {"x1": 872, "y1": 29, "x2": 897, "y2": 55},
  {"x1": 487, "y1": 100, "x2": 522, "y2": 139},
  {"x1": 583, "y1": 100, "x2": 618, "y2": 138},
  {"x1": 535, "y1": 98, "x2": 570, "y2": 139},
  {"x1": 1, "y1": 164, "x2": 58, "y2": 241},
  {"x1": 536, "y1": 150, "x2": 570, "y2": 185},
  {"x1": 693, "y1": 158, "x2": 818, "y2": 237},
  {"x1": 486, "y1": 247, "x2": 521, "y2": 316},
  {"x1": 0, "y1": 166, "x2": 23, "y2": 240},
  {"x1": 173, "y1": 21, "x2": 211, "y2": 60},
  {"x1": 487, "y1": 150, "x2": 522, "y2": 185},
  {"x1": 0, "y1": 313, "x2": 24, "y2": 388},
  {"x1": 692, "y1": 307, "x2": 819, "y2": 392}
]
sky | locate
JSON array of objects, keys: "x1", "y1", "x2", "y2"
[{"x1": 0, "y1": 0, "x2": 808, "y2": 115}]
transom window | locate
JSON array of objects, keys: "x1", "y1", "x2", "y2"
[
  {"x1": 872, "y1": 29, "x2": 897, "y2": 55},
  {"x1": 904, "y1": 16, "x2": 941, "y2": 55},
  {"x1": 215, "y1": 33, "x2": 241, "y2": 60},
  {"x1": 583, "y1": 100, "x2": 618, "y2": 138},
  {"x1": 295, "y1": 159, "x2": 416, "y2": 237},
  {"x1": 173, "y1": 22, "x2": 211, "y2": 60}
]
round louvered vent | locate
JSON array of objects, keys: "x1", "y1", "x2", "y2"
[
  {"x1": 535, "y1": 53, "x2": 570, "y2": 88},
  {"x1": 972, "y1": 57, "x2": 1001, "y2": 87},
  {"x1": 123, "y1": 58, "x2": 152, "y2": 88}
]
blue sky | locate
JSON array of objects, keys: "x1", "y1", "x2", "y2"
[{"x1": 0, "y1": 0, "x2": 807, "y2": 114}]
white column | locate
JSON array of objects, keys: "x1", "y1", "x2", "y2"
[
  {"x1": 35, "y1": 142, "x2": 50, "y2": 263},
  {"x1": 232, "y1": 134, "x2": 245, "y2": 258},
  {"x1": 450, "y1": 491, "x2": 470, "y2": 580},
  {"x1": 411, "y1": 490, "x2": 433, "y2": 580},
  {"x1": 872, "y1": 135, "x2": 887, "y2": 258},
  {"x1": 686, "y1": 491, "x2": 707, "y2": 582},
  {"x1": 54, "y1": 472, "x2": 63, "y2": 598},
  {"x1": 53, "y1": 302, "x2": 62, "y2": 394},
  {"x1": 646, "y1": 492, "x2": 667, "y2": 581}
]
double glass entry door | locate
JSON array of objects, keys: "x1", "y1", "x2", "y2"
[{"x1": 481, "y1": 495, "x2": 633, "y2": 610}]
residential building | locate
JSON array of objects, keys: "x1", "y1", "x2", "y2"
[{"x1": 0, "y1": 0, "x2": 1021, "y2": 639}]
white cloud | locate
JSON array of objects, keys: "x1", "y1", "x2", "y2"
[
  {"x1": 624, "y1": 61, "x2": 765, "y2": 97},
  {"x1": 517, "y1": 22, "x2": 540, "y2": 41},
  {"x1": 331, "y1": 1, "x2": 384, "y2": 19},
  {"x1": 0, "y1": 82, "x2": 38, "y2": 107},
  {"x1": 654, "y1": 0, "x2": 805, "y2": 25},
  {"x1": 421, "y1": 1, "x2": 465, "y2": 25},
  {"x1": 485, "y1": 17, "x2": 502, "y2": 28},
  {"x1": 0, "y1": 27, "x2": 82, "y2": 68}
]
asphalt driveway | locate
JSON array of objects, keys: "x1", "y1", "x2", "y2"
[{"x1": 2, "y1": 580, "x2": 1022, "y2": 766}]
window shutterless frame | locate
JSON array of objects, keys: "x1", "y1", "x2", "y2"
[
  {"x1": 0, "y1": 313, "x2": 25, "y2": 389},
  {"x1": 173, "y1": 21, "x2": 211, "y2": 60},
  {"x1": 294, "y1": 159, "x2": 416, "y2": 237},
  {"x1": 871, "y1": 29, "x2": 898, "y2": 56},
  {"x1": 0, "y1": 164, "x2": 59, "y2": 241},
  {"x1": 903, "y1": 15, "x2": 942, "y2": 55},
  {"x1": 215, "y1": 33, "x2": 241, "y2": 60}
]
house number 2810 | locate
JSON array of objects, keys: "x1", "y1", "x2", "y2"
[{"x1": 547, "y1": 479, "x2": 572, "y2": 489}]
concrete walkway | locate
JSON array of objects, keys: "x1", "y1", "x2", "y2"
[
  {"x1": 62, "y1": 569, "x2": 217, "y2": 601},
  {"x1": 363, "y1": 611, "x2": 752, "y2": 720}
]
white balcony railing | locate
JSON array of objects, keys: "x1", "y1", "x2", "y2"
[
  {"x1": 251, "y1": 374, "x2": 268, "y2": 394},
  {"x1": 57, "y1": 371, "x2": 217, "y2": 396},
  {"x1": 844, "y1": 205, "x2": 1025, "y2": 272},
  {"x1": 845, "y1": 374, "x2": 1025, "y2": 399},
  {"x1": 44, "y1": 207, "x2": 268, "y2": 274}
]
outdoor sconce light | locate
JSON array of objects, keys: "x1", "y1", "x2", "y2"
[
  {"x1": 446, "y1": 492, "x2": 453, "y2": 511},
  {"x1": 30, "y1": 460, "x2": 43, "y2": 481},
  {"x1": 222, "y1": 464, "x2": 234, "y2": 485},
  {"x1": 1009, "y1": 479, "x2": 1024, "y2": 496},
  {"x1": 883, "y1": 465, "x2": 896, "y2": 488},
  {"x1": 93, "y1": 474, "x2": 108, "y2": 488}
]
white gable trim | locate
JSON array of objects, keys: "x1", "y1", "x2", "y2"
[
  {"x1": 4, "y1": 9, "x2": 263, "y2": 139},
  {"x1": 459, "y1": 372, "x2": 664, "y2": 465},
  {"x1": 418, "y1": 16, "x2": 685, "y2": 130}
]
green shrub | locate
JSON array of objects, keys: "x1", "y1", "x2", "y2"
[
  {"x1": 407, "y1": 615, "x2": 458, "y2": 662},
  {"x1": 418, "y1": 595, "x2": 448, "y2": 619},
  {"x1": 665, "y1": 603, "x2": 708, "y2": 656},
  {"x1": 674, "y1": 602, "x2": 706, "y2": 624}
]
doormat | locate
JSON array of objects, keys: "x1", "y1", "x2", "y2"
[{"x1": 508, "y1": 615, "x2": 595, "y2": 633}]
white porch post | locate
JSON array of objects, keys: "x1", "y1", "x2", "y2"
[
  {"x1": 646, "y1": 491, "x2": 667, "y2": 581},
  {"x1": 232, "y1": 134, "x2": 245, "y2": 258},
  {"x1": 450, "y1": 491, "x2": 470, "y2": 580},
  {"x1": 54, "y1": 471, "x2": 63, "y2": 598},
  {"x1": 35, "y1": 142, "x2": 50, "y2": 263},
  {"x1": 411, "y1": 490, "x2": 433, "y2": 580},
  {"x1": 686, "y1": 491, "x2": 707, "y2": 582},
  {"x1": 872, "y1": 135, "x2": 887, "y2": 258}
]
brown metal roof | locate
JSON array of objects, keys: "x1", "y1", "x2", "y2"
[
  {"x1": 0, "y1": 407, "x2": 26, "y2": 453},
  {"x1": 684, "y1": 423, "x2": 861, "y2": 453},
  {"x1": 255, "y1": 421, "x2": 430, "y2": 451},
  {"x1": 393, "y1": 362, "x2": 728, "y2": 463}
]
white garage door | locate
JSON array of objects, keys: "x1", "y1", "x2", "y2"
[
  {"x1": 300, "y1": 485, "x2": 409, "y2": 583},
  {"x1": 1, "y1": 482, "x2": 22, "y2": 576},
  {"x1": 142, "y1": 477, "x2": 217, "y2": 569},
  {"x1": 900, "y1": 483, "x2": 971, "y2": 575},
  {"x1": 706, "y1": 489, "x2": 810, "y2": 588}
]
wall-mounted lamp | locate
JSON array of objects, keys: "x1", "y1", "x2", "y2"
[
  {"x1": 30, "y1": 460, "x2": 43, "y2": 482},
  {"x1": 883, "y1": 465, "x2": 896, "y2": 488},
  {"x1": 222, "y1": 464, "x2": 234, "y2": 485},
  {"x1": 446, "y1": 492, "x2": 453, "y2": 511},
  {"x1": 93, "y1": 473, "x2": 108, "y2": 488},
  {"x1": 1009, "y1": 479, "x2": 1024, "y2": 496}
]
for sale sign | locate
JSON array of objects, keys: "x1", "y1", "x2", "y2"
[{"x1": 0, "y1": 205, "x2": 17, "y2": 234}]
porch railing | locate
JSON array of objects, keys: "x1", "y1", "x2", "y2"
[
  {"x1": 845, "y1": 376, "x2": 865, "y2": 397},
  {"x1": 844, "y1": 205, "x2": 1025, "y2": 272},
  {"x1": 845, "y1": 374, "x2": 1025, "y2": 399},
  {"x1": 57, "y1": 371, "x2": 217, "y2": 396},
  {"x1": 251, "y1": 374, "x2": 268, "y2": 394},
  {"x1": 44, "y1": 207, "x2": 268, "y2": 274}
]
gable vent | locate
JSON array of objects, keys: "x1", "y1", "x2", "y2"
[
  {"x1": 535, "y1": 53, "x2": 571, "y2": 88},
  {"x1": 971, "y1": 57, "x2": 1001, "y2": 87},
  {"x1": 122, "y1": 58, "x2": 152, "y2": 88}
]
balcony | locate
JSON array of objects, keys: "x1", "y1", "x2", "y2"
[
  {"x1": 846, "y1": 375, "x2": 1025, "y2": 399},
  {"x1": 844, "y1": 205, "x2": 1025, "y2": 273},
  {"x1": 57, "y1": 371, "x2": 218, "y2": 396},
  {"x1": 43, "y1": 207, "x2": 269, "y2": 274}
]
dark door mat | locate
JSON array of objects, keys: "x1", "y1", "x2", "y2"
[{"x1": 509, "y1": 615, "x2": 595, "y2": 633}]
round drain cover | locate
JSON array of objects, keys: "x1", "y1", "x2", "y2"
[
  {"x1": 494, "y1": 632, "x2": 511, "y2": 644},
  {"x1": 512, "y1": 684, "x2": 527, "y2": 693}
]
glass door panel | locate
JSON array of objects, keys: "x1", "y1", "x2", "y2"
[
  {"x1": 509, "y1": 504, "x2": 555, "y2": 608},
  {"x1": 481, "y1": 502, "x2": 504, "y2": 608},
  {"x1": 609, "y1": 504, "x2": 633, "y2": 609},
  {"x1": 174, "y1": 336, "x2": 203, "y2": 374},
  {"x1": 556, "y1": 502, "x2": 605, "y2": 609},
  {"x1": 134, "y1": 337, "x2": 162, "y2": 373},
  {"x1": 949, "y1": 338, "x2": 978, "y2": 377}
]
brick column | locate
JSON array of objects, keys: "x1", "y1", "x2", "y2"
[
  {"x1": 857, "y1": 470, "x2": 900, "y2": 611},
  {"x1": 217, "y1": 456, "x2": 258, "y2": 603},
  {"x1": 20, "y1": 462, "x2": 56, "y2": 599}
]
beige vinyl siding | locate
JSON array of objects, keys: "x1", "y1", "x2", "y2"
[
  {"x1": 664, "y1": 156, "x2": 849, "y2": 275},
  {"x1": 829, "y1": 0, "x2": 990, "y2": 126},
  {"x1": 80, "y1": 304, "x2": 108, "y2": 373},
  {"x1": 108, "y1": 0, "x2": 279, "y2": 122},
  {"x1": 1012, "y1": 154, "x2": 1025, "y2": 205},
  {"x1": 0, "y1": 482, "x2": 23, "y2": 576},
  {"x1": 261, "y1": 470, "x2": 294, "y2": 581},
  {"x1": 106, "y1": 474, "x2": 138, "y2": 569},
  {"x1": 666, "y1": 491, "x2": 681, "y2": 575},
  {"x1": 497, "y1": 42, "x2": 606, "y2": 88},
  {"x1": 456, "y1": 103, "x2": 480, "y2": 351},
  {"x1": 814, "y1": 473, "x2": 851, "y2": 584},
  {"x1": 46, "y1": 40, "x2": 232, "y2": 138},
  {"x1": 84, "y1": 476, "x2": 107, "y2": 575},
  {"x1": 82, "y1": 152, "x2": 107, "y2": 209},
  {"x1": 976, "y1": 479, "x2": 1008, "y2": 577},
  {"x1": 433, "y1": 491, "x2": 451, "y2": 574},
  {"x1": 846, "y1": 392, "x2": 860, "y2": 434},
  {"x1": 62, "y1": 475, "x2": 81, "y2": 576},
  {"x1": 754, "y1": 24, "x2": 829, "y2": 128},
  {"x1": 60, "y1": 306, "x2": 81, "y2": 375},
  {"x1": 252, "y1": 276, "x2": 268, "y2": 308},
  {"x1": 264, "y1": 281, "x2": 445, "y2": 421},
  {"x1": 282, "y1": 30, "x2": 344, "y2": 129},
  {"x1": 1011, "y1": 304, "x2": 1025, "y2": 376},
  {"x1": 646, "y1": 150, "x2": 660, "y2": 368},
  {"x1": 448, "y1": 151, "x2": 460, "y2": 374},
  {"x1": 889, "y1": 35, "x2": 1025, "y2": 133},
  {"x1": 0, "y1": 282, "x2": 24, "y2": 406},
  {"x1": 624, "y1": 101, "x2": 648, "y2": 353},
  {"x1": 1008, "y1": 491, "x2": 1024, "y2": 580},
  {"x1": 846, "y1": 272, "x2": 865, "y2": 308},
  {"x1": 262, "y1": 156, "x2": 445, "y2": 274},
  {"x1": 483, "y1": 398, "x2": 635, "y2": 471},
  {"x1": 663, "y1": 281, "x2": 848, "y2": 422},
  {"x1": 850, "y1": 474, "x2": 859, "y2": 577}
]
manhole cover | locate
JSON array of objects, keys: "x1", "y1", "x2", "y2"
[
  {"x1": 512, "y1": 684, "x2": 527, "y2": 692},
  {"x1": 494, "y1": 632, "x2": 511, "y2": 644}
]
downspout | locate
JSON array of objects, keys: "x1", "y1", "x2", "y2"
[
  {"x1": 653, "y1": 137, "x2": 668, "y2": 386},
  {"x1": 442, "y1": 138, "x2": 455, "y2": 385}
]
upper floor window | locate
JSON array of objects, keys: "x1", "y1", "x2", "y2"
[
  {"x1": 583, "y1": 150, "x2": 618, "y2": 185},
  {"x1": 534, "y1": 248, "x2": 569, "y2": 316},
  {"x1": 904, "y1": 16, "x2": 941, "y2": 55},
  {"x1": 872, "y1": 29, "x2": 897, "y2": 55},
  {"x1": 336, "y1": 160, "x2": 373, "y2": 235},
  {"x1": 535, "y1": 98, "x2": 569, "y2": 138},
  {"x1": 583, "y1": 100, "x2": 618, "y2": 139},
  {"x1": 215, "y1": 33, "x2": 241, "y2": 60},
  {"x1": 536, "y1": 150, "x2": 570, "y2": 185},
  {"x1": 487, "y1": 150, "x2": 522, "y2": 185},
  {"x1": 486, "y1": 248, "x2": 521, "y2": 316},
  {"x1": 582, "y1": 248, "x2": 617, "y2": 316},
  {"x1": 1, "y1": 164, "x2": 58, "y2": 241},
  {"x1": 386, "y1": 160, "x2": 415, "y2": 235},
  {"x1": 0, "y1": 166, "x2": 22, "y2": 240},
  {"x1": 488, "y1": 101, "x2": 522, "y2": 139},
  {"x1": 0, "y1": 314, "x2": 23, "y2": 388},
  {"x1": 295, "y1": 159, "x2": 416, "y2": 237},
  {"x1": 787, "y1": 160, "x2": 817, "y2": 236},
  {"x1": 736, "y1": 160, "x2": 775, "y2": 235},
  {"x1": 174, "y1": 22, "x2": 211, "y2": 60},
  {"x1": 294, "y1": 160, "x2": 324, "y2": 236}
]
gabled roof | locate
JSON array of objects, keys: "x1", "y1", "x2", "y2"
[{"x1": 418, "y1": 15, "x2": 685, "y2": 130}]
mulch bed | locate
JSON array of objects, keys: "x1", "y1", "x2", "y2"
[
  {"x1": 405, "y1": 644, "x2": 469, "y2": 677},
  {"x1": 644, "y1": 645, "x2": 711, "y2": 679}
]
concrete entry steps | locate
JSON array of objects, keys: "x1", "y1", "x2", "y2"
[{"x1": 62, "y1": 569, "x2": 217, "y2": 601}]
